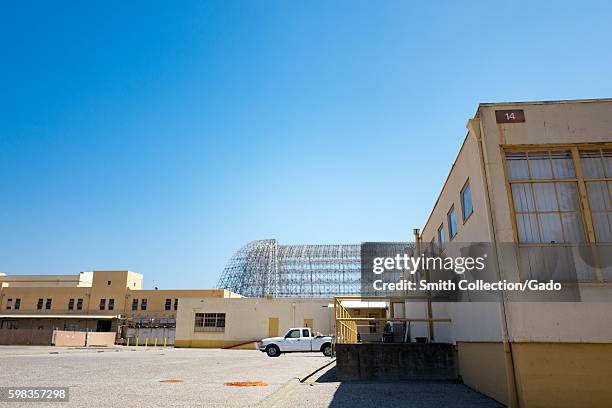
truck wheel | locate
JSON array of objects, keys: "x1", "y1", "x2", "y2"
[
  {"x1": 266, "y1": 345, "x2": 280, "y2": 357},
  {"x1": 321, "y1": 343, "x2": 332, "y2": 357}
]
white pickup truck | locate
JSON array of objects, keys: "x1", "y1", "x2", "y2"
[{"x1": 258, "y1": 327, "x2": 333, "y2": 357}]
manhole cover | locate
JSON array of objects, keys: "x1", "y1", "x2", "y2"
[
  {"x1": 224, "y1": 381, "x2": 268, "y2": 387},
  {"x1": 159, "y1": 379, "x2": 183, "y2": 383}
]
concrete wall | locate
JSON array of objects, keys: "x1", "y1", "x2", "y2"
[
  {"x1": 457, "y1": 342, "x2": 509, "y2": 406},
  {"x1": 0, "y1": 329, "x2": 53, "y2": 345},
  {"x1": 52, "y1": 330, "x2": 86, "y2": 347},
  {"x1": 336, "y1": 343, "x2": 457, "y2": 381},
  {"x1": 175, "y1": 297, "x2": 333, "y2": 348},
  {"x1": 51, "y1": 330, "x2": 116, "y2": 347},
  {"x1": 512, "y1": 342, "x2": 612, "y2": 408}
]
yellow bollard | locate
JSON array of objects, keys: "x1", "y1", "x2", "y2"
[
  {"x1": 154, "y1": 338, "x2": 158, "y2": 348},
  {"x1": 136, "y1": 337, "x2": 139, "y2": 347},
  {"x1": 145, "y1": 338, "x2": 148, "y2": 347},
  {"x1": 163, "y1": 337, "x2": 167, "y2": 348},
  {"x1": 126, "y1": 337, "x2": 130, "y2": 347}
]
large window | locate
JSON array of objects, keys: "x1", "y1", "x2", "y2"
[
  {"x1": 194, "y1": 313, "x2": 226, "y2": 332},
  {"x1": 581, "y1": 149, "x2": 612, "y2": 242},
  {"x1": 461, "y1": 181, "x2": 473, "y2": 222},
  {"x1": 506, "y1": 150, "x2": 585, "y2": 243},
  {"x1": 448, "y1": 206, "x2": 457, "y2": 239}
]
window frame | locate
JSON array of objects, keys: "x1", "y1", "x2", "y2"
[
  {"x1": 447, "y1": 205, "x2": 458, "y2": 240},
  {"x1": 461, "y1": 179, "x2": 474, "y2": 223},
  {"x1": 194, "y1": 312, "x2": 226, "y2": 332},
  {"x1": 502, "y1": 144, "x2": 612, "y2": 283},
  {"x1": 503, "y1": 145, "x2": 612, "y2": 246},
  {"x1": 437, "y1": 224, "x2": 445, "y2": 250}
]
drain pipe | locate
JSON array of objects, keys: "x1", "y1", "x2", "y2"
[
  {"x1": 414, "y1": 228, "x2": 434, "y2": 341},
  {"x1": 469, "y1": 118, "x2": 520, "y2": 407}
]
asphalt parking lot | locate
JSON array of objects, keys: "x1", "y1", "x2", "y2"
[
  {"x1": 0, "y1": 346, "x2": 332, "y2": 407},
  {"x1": 0, "y1": 346, "x2": 502, "y2": 407}
]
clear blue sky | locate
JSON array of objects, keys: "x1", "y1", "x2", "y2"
[{"x1": 1, "y1": 1, "x2": 611, "y2": 289}]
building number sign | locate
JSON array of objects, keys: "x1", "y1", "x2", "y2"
[{"x1": 495, "y1": 109, "x2": 525, "y2": 123}]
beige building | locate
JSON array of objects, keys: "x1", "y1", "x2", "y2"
[
  {"x1": 174, "y1": 297, "x2": 335, "y2": 348},
  {"x1": 0, "y1": 270, "x2": 240, "y2": 338},
  {"x1": 174, "y1": 297, "x2": 388, "y2": 348},
  {"x1": 414, "y1": 98, "x2": 612, "y2": 407}
]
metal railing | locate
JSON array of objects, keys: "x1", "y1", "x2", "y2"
[{"x1": 333, "y1": 295, "x2": 452, "y2": 344}]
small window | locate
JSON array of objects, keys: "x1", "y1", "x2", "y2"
[
  {"x1": 108, "y1": 299, "x2": 114, "y2": 311},
  {"x1": 14, "y1": 299, "x2": 20, "y2": 310},
  {"x1": 132, "y1": 299, "x2": 138, "y2": 311},
  {"x1": 461, "y1": 181, "x2": 473, "y2": 222},
  {"x1": 141, "y1": 299, "x2": 147, "y2": 310},
  {"x1": 437, "y1": 224, "x2": 446, "y2": 250},
  {"x1": 174, "y1": 299, "x2": 178, "y2": 311},
  {"x1": 302, "y1": 329, "x2": 310, "y2": 337},
  {"x1": 194, "y1": 313, "x2": 225, "y2": 332},
  {"x1": 68, "y1": 299, "x2": 75, "y2": 310},
  {"x1": 99, "y1": 299, "x2": 106, "y2": 310},
  {"x1": 165, "y1": 299, "x2": 172, "y2": 311},
  {"x1": 45, "y1": 298, "x2": 52, "y2": 310},
  {"x1": 285, "y1": 329, "x2": 300, "y2": 339},
  {"x1": 6, "y1": 299, "x2": 12, "y2": 310},
  {"x1": 448, "y1": 206, "x2": 457, "y2": 239},
  {"x1": 77, "y1": 299, "x2": 83, "y2": 310},
  {"x1": 107, "y1": 280, "x2": 111, "y2": 285},
  {"x1": 37, "y1": 298, "x2": 44, "y2": 310}
]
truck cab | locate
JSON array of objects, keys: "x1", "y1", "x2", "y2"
[{"x1": 258, "y1": 327, "x2": 333, "y2": 357}]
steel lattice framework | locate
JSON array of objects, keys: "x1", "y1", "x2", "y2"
[{"x1": 217, "y1": 239, "x2": 364, "y2": 298}]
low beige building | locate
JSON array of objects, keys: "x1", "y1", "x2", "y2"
[
  {"x1": 413, "y1": 98, "x2": 612, "y2": 407},
  {"x1": 174, "y1": 297, "x2": 335, "y2": 348}
]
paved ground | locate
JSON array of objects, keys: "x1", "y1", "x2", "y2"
[
  {"x1": 274, "y1": 366, "x2": 504, "y2": 408},
  {"x1": 0, "y1": 346, "x2": 332, "y2": 407},
  {"x1": 0, "y1": 346, "x2": 503, "y2": 408}
]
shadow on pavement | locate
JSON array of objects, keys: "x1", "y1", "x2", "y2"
[{"x1": 315, "y1": 366, "x2": 505, "y2": 408}]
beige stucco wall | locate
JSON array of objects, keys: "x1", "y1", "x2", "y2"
[
  {"x1": 175, "y1": 297, "x2": 333, "y2": 348},
  {"x1": 419, "y1": 99, "x2": 612, "y2": 407},
  {"x1": 512, "y1": 342, "x2": 612, "y2": 408},
  {"x1": 457, "y1": 342, "x2": 509, "y2": 406}
]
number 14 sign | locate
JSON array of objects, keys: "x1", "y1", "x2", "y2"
[{"x1": 495, "y1": 109, "x2": 525, "y2": 123}]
